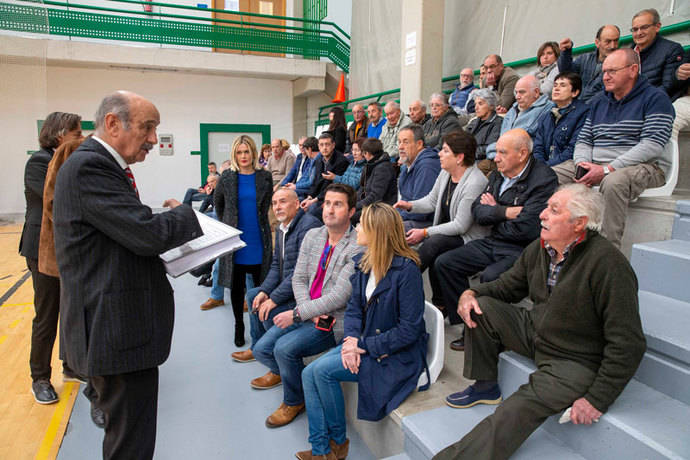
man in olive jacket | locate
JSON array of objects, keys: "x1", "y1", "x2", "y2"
[{"x1": 434, "y1": 184, "x2": 645, "y2": 460}]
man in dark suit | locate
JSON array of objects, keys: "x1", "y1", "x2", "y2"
[
  {"x1": 53, "y1": 91, "x2": 202, "y2": 459},
  {"x1": 20, "y1": 111, "x2": 83, "y2": 404}
]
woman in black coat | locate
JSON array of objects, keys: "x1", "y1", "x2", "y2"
[
  {"x1": 325, "y1": 106, "x2": 347, "y2": 153},
  {"x1": 352, "y1": 137, "x2": 397, "y2": 224},
  {"x1": 213, "y1": 135, "x2": 273, "y2": 346}
]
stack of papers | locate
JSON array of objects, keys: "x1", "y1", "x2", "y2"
[{"x1": 160, "y1": 211, "x2": 246, "y2": 278}]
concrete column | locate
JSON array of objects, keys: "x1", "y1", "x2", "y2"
[{"x1": 399, "y1": 0, "x2": 444, "y2": 112}]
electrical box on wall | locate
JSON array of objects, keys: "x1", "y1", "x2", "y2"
[{"x1": 159, "y1": 134, "x2": 174, "y2": 156}]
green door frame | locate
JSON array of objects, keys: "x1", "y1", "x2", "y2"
[{"x1": 196, "y1": 123, "x2": 271, "y2": 184}]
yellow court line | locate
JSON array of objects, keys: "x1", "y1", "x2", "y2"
[
  {"x1": 35, "y1": 382, "x2": 78, "y2": 460},
  {"x1": 9, "y1": 319, "x2": 21, "y2": 328},
  {"x1": 0, "y1": 335, "x2": 6, "y2": 345},
  {"x1": 1, "y1": 302, "x2": 34, "y2": 308},
  {"x1": 23, "y1": 306, "x2": 31, "y2": 313}
]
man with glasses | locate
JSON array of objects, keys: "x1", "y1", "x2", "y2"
[
  {"x1": 251, "y1": 184, "x2": 360, "y2": 428},
  {"x1": 450, "y1": 68, "x2": 477, "y2": 114},
  {"x1": 423, "y1": 93, "x2": 461, "y2": 150},
  {"x1": 482, "y1": 54, "x2": 520, "y2": 114},
  {"x1": 554, "y1": 49, "x2": 674, "y2": 249},
  {"x1": 558, "y1": 25, "x2": 621, "y2": 103},
  {"x1": 630, "y1": 8, "x2": 683, "y2": 96}
]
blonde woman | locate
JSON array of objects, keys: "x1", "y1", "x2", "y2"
[
  {"x1": 297, "y1": 203, "x2": 427, "y2": 460},
  {"x1": 201, "y1": 135, "x2": 273, "y2": 347}
]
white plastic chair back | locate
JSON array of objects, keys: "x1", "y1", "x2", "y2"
[{"x1": 417, "y1": 301, "x2": 445, "y2": 388}]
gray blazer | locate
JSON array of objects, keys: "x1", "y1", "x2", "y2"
[
  {"x1": 292, "y1": 225, "x2": 361, "y2": 341},
  {"x1": 409, "y1": 165, "x2": 490, "y2": 243}
]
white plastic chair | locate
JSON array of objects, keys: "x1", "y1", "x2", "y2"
[
  {"x1": 640, "y1": 137, "x2": 679, "y2": 197},
  {"x1": 417, "y1": 301, "x2": 445, "y2": 388}
]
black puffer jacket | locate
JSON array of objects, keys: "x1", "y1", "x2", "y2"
[
  {"x1": 357, "y1": 152, "x2": 397, "y2": 209},
  {"x1": 471, "y1": 159, "x2": 558, "y2": 247}
]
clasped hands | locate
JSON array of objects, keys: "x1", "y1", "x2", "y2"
[{"x1": 341, "y1": 336, "x2": 366, "y2": 374}]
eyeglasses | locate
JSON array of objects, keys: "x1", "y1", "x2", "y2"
[
  {"x1": 630, "y1": 23, "x2": 656, "y2": 33},
  {"x1": 602, "y1": 64, "x2": 633, "y2": 76}
]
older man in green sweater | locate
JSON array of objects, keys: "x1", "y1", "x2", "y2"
[{"x1": 434, "y1": 183, "x2": 646, "y2": 460}]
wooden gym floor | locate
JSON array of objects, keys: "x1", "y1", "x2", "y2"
[{"x1": 0, "y1": 224, "x2": 78, "y2": 460}]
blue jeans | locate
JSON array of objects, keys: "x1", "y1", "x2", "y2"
[
  {"x1": 246, "y1": 287, "x2": 293, "y2": 349},
  {"x1": 210, "y1": 260, "x2": 256, "y2": 302},
  {"x1": 253, "y1": 322, "x2": 336, "y2": 406},
  {"x1": 183, "y1": 187, "x2": 206, "y2": 205},
  {"x1": 302, "y1": 345, "x2": 358, "y2": 456}
]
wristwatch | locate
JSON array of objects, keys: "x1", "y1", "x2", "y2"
[
  {"x1": 603, "y1": 165, "x2": 611, "y2": 176},
  {"x1": 292, "y1": 308, "x2": 302, "y2": 323}
]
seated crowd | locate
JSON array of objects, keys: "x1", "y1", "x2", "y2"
[{"x1": 21, "y1": 7, "x2": 689, "y2": 460}]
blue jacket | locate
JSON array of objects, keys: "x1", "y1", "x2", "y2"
[
  {"x1": 334, "y1": 159, "x2": 365, "y2": 189},
  {"x1": 398, "y1": 147, "x2": 440, "y2": 222},
  {"x1": 449, "y1": 83, "x2": 476, "y2": 111},
  {"x1": 558, "y1": 48, "x2": 604, "y2": 103},
  {"x1": 281, "y1": 154, "x2": 313, "y2": 197},
  {"x1": 344, "y1": 253, "x2": 427, "y2": 421},
  {"x1": 533, "y1": 100, "x2": 589, "y2": 166},
  {"x1": 258, "y1": 209, "x2": 322, "y2": 307},
  {"x1": 368, "y1": 118, "x2": 387, "y2": 139},
  {"x1": 500, "y1": 94, "x2": 555, "y2": 137},
  {"x1": 633, "y1": 35, "x2": 684, "y2": 98}
]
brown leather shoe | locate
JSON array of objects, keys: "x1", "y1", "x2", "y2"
[
  {"x1": 295, "y1": 449, "x2": 336, "y2": 460},
  {"x1": 231, "y1": 349, "x2": 255, "y2": 363},
  {"x1": 266, "y1": 402, "x2": 305, "y2": 428},
  {"x1": 250, "y1": 371, "x2": 282, "y2": 390},
  {"x1": 329, "y1": 439, "x2": 349, "y2": 459},
  {"x1": 200, "y1": 298, "x2": 224, "y2": 311}
]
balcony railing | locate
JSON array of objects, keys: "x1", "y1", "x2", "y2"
[{"x1": 0, "y1": 0, "x2": 350, "y2": 72}]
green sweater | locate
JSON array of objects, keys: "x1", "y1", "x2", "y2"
[{"x1": 473, "y1": 230, "x2": 646, "y2": 412}]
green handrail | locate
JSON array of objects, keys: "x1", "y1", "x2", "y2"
[
  {"x1": 107, "y1": 0, "x2": 350, "y2": 40},
  {"x1": 1, "y1": 0, "x2": 350, "y2": 71},
  {"x1": 318, "y1": 19, "x2": 690, "y2": 121}
]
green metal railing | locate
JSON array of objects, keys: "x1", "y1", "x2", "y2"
[
  {"x1": 317, "y1": 20, "x2": 690, "y2": 125},
  {"x1": 0, "y1": 0, "x2": 350, "y2": 71}
]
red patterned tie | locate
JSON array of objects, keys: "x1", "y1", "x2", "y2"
[{"x1": 124, "y1": 167, "x2": 139, "y2": 198}]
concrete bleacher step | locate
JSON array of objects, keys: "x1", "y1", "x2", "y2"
[
  {"x1": 630, "y1": 239, "x2": 690, "y2": 303},
  {"x1": 499, "y1": 352, "x2": 690, "y2": 459},
  {"x1": 672, "y1": 200, "x2": 690, "y2": 241},
  {"x1": 401, "y1": 403, "x2": 586, "y2": 460},
  {"x1": 380, "y1": 453, "x2": 412, "y2": 460},
  {"x1": 636, "y1": 290, "x2": 690, "y2": 405}
]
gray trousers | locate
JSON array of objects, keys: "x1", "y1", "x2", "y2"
[
  {"x1": 433, "y1": 296, "x2": 597, "y2": 460},
  {"x1": 552, "y1": 160, "x2": 665, "y2": 248}
]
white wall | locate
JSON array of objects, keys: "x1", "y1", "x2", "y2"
[{"x1": 1, "y1": 62, "x2": 294, "y2": 216}]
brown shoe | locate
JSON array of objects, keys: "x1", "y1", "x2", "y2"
[
  {"x1": 231, "y1": 349, "x2": 255, "y2": 363},
  {"x1": 243, "y1": 300, "x2": 248, "y2": 312},
  {"x1": 266, "y1": 402, "x2": 305, "y2": 428},
  {"x1": 250, "y1": 371, "x2": 282, "y2": 390},
  {"x1": 200, "y1": 298, "x2": 224, "y2": 311},
  {"x1": 329, "y1": 439, "x2": 349, "y2": 459},
  {"x1": 295, "y1": 449, "x2": 336, "y2": 460}
]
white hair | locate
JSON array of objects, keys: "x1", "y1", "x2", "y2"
[{"x1": 559, "y1": 183, "x2": 604, "y2": 231}]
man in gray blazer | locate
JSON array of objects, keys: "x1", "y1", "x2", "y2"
[
  {"x1": 251, "y1": 184, "x2": 361, "y2": 428},
  {"x1": 53, "y1": 91, "x2": 201, "y2": 459}
]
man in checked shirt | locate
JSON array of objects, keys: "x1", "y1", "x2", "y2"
[{"x1": 434, "y1": 183, "x2": 645, "y2": 460}]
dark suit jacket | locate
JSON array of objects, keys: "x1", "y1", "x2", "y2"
[
  {"x1": 53, "y1": 137, "x2": 201, "y2": 377},
  {"x1": 19, "y1": 148, "x2": 53, "y2": 260}
]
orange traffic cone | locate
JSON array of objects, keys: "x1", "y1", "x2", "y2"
[{"x1": 332, "y1": 74, "x2": 347, "y2": 103}]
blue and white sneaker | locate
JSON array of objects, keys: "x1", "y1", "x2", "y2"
[{"x1": 445, "y1": 384, "x2": 502, "y2": 409}]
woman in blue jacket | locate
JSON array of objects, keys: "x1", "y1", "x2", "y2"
[{"x1": 297, "y1": 203, "x2": 427, "y2": 460}]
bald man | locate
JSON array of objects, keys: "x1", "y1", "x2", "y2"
[
  {"x1": 558, "y1": 24, "x2": 621, "y2": 102},
  {"x1": 54, "y1": 91, "x2": 201, "y2": 459},
  {"x1": 500, "y1": 75, "x2": 555, "y2": 139},
  {"x1": 435, "y1": 129, "x2": 558, "y2": 351}
]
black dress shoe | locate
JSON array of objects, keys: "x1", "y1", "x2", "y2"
[
  {"x1": 197, "y1": 274, "x2": 210, "y2": 286},
  {"x1": 450, "y1": 337, "x2": 465, "y2": 351},
  {"x1": 91, "y1": 405, "x2": 106, "y2": 429},
  {"x1": 32, "y1": 379, "x2": 58, "y2": 404},
  {"x1": 234, "y1": 324, "x2": 245, "y2": 347}
]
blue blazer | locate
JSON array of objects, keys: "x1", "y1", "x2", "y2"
[{"x1": 344, "y1": 254, "x2": 427, "y2": 421}]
